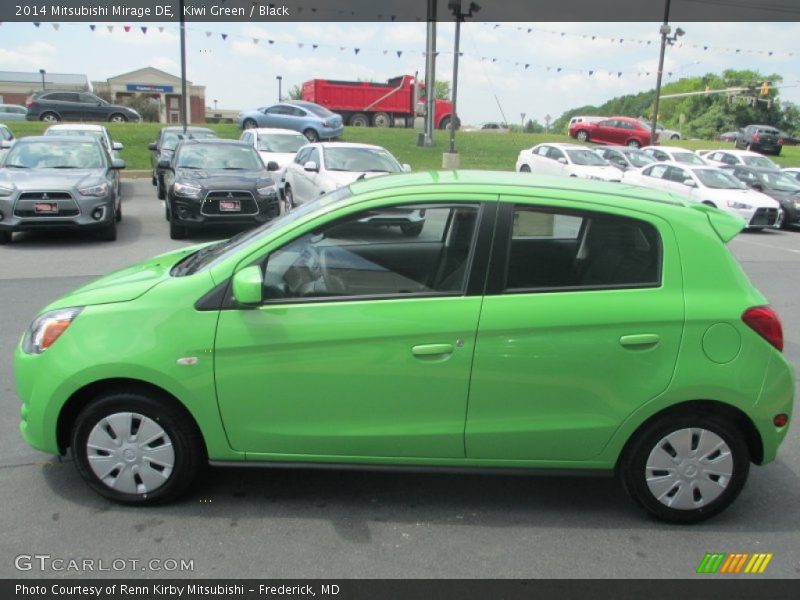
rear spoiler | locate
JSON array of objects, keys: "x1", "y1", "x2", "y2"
[{"x1": 691, "y1": 203, "x2": 746, "y2": 242}]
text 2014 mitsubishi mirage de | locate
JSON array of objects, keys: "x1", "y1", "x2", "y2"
[{"x1": 15, "y1": 172, "x2": 794, "y2": 523}]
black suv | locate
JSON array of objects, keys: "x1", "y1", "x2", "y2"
[
  {"x1": 148, "y1": 126, "x2": 218, "y2": 200},
  {"x1": 735, "y1": 124, "x2": 783, "y2": 155},
  {"x1": 26, "y1": 91, "x2": 141, "y2": 123}
]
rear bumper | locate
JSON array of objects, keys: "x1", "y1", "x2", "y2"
[{"x1": 753, "y1": 352, "x2": 795, "y2": 464}]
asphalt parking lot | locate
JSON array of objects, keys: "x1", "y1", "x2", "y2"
[{"x1": 0, "y1": 179, "x2": 798, "y2": 579}]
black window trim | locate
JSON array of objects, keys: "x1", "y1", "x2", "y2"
[
  {"x1": 485, "y1": 201, "x2": 664, "y2": 296},
  {"x1": 216, "y1": 200, "x2": 497, "y2": 310}
]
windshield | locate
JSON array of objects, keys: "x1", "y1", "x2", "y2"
[
  {"x1": 324, "y1": 147, "x2": 401, "y2": 172},
  {"x1": 743, "y1": 155, "x2": 778, "y2": 169},
  {"x1": 673, "y1": 152, "x2": 707, "y2": 165},
  {"x1": 693, "y1": 169, "x2": 747, "y2": 190},
  {"x1": 45, "y1": 129, "x2": 107, "y2": 148},
  {"x1": 175, "y1": 144, "x2": 263, "y2": 170},
  {"x1": 163, "y1": 130, "x2": 217, "y2": 150},
  {"x1": 624, "y1": 149, "x2": 655, "y2": 167},
  {"x1": 756, "y1": 171, "x2": 800, "y2": 192},
  {"x1": 566, "y1": 149, "x2": 608, "y2": 166},
  {"x1": 4, "y1": 141, "x2": 106, "y2": 169},
  {"x1": 173, "y1": 187, "x2": 354, "y2": 276},
  {"x1": 300, "y1": 103, "x2": 335, "y2": 118},
  {"x1": 257, "y1": 134, "x2": 307, "y2": 153}
]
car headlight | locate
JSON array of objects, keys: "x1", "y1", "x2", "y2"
[
  {"x1": 0, "y1": 185, "x2": 14, "y2": 197},
  {"x1": 22, "y1": 307, "x2": 83, "y2": 355},
  {"x1": 727, "y1": 200, "x2": 752, "y2": 210},
  {"x1": 173, "y1": 182, "x2": 202, "y2": 198},
  {"x1": 78, "y1": 182, "x2": 109, "y2": 197},
  {"x1": 257, "y1": 184, "x2": 277, "y2": 197}
]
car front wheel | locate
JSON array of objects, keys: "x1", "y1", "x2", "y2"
[
  {"x1": 71, "y1": 391, "x2": 204, "y2": 504},
  {"x1": 40, "y1": 112, "x2": 60, "y2": 123},
  {"x1": 626, "y1": 139, "x2": 641, "y2": 148},
  {"x1": 284, "y1": 185, "x2": 295, "y2": 213},
  {"x1": 109, "y1": 113, "x2": 128, "y2": 123},
  {"x1": 575, "y1": 130, "x2": 589, "y2": 143},
  {"x1": 303, "y1": 128, "x2": 320, "y2": 142},
  {"x1": 619, "y1": 413, "x2": 749, "y2": 523}
]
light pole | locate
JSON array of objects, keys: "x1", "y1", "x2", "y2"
[
  {"x1": 444, "y1": 1, "x2": 480, "y2": 167},
  {"x1": 178, "y1": 0, "x2": 188, "y2": 132},
  {"x1": 276, "y1": 76, "x2": 282, "y2": 102},
  {"x1": 39, "y1": 69, "x2": 46, "y2": 90},
  {"x1": 521, "y1": 112, "x2": 526, "y2": 131},
  {"x1": 213, "y1": 99, "x2": 218, "y2": 110},
  {"x1": 651, "y1": 0, "x2": 685, "y2": 144}
]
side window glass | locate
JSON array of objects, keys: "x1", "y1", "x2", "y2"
[
  {"x1": 294, "y1": 148, "x2": 310, "y2": 164},
  {"x1": 262, "y1": 204, "x2": 480, "y2": 301},
  {"x1": 505, "y1": 206, "x2": 661, "y2": 291},
  {"x1": 535, "y1": 146, "x2": 549, "y2": 157},
  {"x1": 647, "y1": 164, "x2": 668, "y2": 179}
]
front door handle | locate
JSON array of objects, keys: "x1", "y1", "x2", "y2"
[
  {"x1": 411, "y1": 343, "x2": 454, "y2": 357},
  {"x1": 619, "y1": 334, "x2": 661, "y2": 348}
]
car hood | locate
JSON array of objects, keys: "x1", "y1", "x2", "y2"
[
  {"x1": 570, "y1": 165, "x2": 623, "y2": 181},
  {"x1": 174, "y1": 168, "x2": 272, "y2": 188},
  {"x1": 45, "y1": 244, "x2": 213, "y2": 310},
  {"x1": 0, "y1": 168, "x2": 106, "y2": 190}
]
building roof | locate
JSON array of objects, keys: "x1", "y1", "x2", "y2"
[{"x1": 0, "y1": 71, "x2": 89, "y2": 86}]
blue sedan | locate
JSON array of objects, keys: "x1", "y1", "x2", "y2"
[{"x1": 236, "y1": 100, "x2": 344, "y2": 142}]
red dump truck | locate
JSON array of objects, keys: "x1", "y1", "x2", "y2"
[{"x1": 301, "y1": 74, "x2": 455, "y2": 129}]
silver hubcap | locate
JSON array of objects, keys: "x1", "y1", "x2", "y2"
[
  {"x1": 645, "y1": 427, "x2": 733, "y2": 510},
  {"x1": 87, "y1": 412, "x2": 175, "y2": 495}
]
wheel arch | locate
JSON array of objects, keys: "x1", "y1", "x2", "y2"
[
  {"x1": 56, "y1": 377, "x2": 207, "y2": 458},
  {"x1": 614, "y1": 399, "x2": 764, "y2": 471}
]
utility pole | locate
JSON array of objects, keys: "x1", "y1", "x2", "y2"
[
  {"x1": 276, "y1": 75, "x2": 283, "y2": 102},
  {"x1": 39, "y1": 69, "x2": 46, "y2": 90},
  {"x1": 422, "y1": 0, "x2": 437, "y2": 146},
  {"x1": 651, "y1": 0, "x2": 684, "y2": 145},
  {"x1": 179, "y1": 0, "x2": 188, "y2": 132},
  {"x1": 521, "y1": 112, "x2": 526, "y2": 131}
]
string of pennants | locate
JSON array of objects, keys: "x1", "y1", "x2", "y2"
[
  {"x1": 480, "y1": 23, "x2": 795, "y2": 59},
  {"x1": 20, "y1": 20, "x2": 784, "y2": 79}
]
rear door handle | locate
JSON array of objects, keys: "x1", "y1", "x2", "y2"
[
  {"x1": 619, "y1": 334, "x2": 661, "y2": 348},
  {"x1": 411, "y1": 343, "x2": 454, "y2": 357}
]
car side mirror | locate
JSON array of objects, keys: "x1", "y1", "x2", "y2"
[
  {"x1": 110, "y1": 158, "x2": 126, "y2": 170},
  {"x1": 557, "y1": 157, "x2": 567, "y2": 165},
  {"x1": 112, "y1": 142, "x2": 124, "y2": 151},
  {"x1": 303, "y1": 160, "x2": 318, "y2": 172},
  {"x1": 148, "y1": 142, "x2": 158, "y2": 151},
  {"x1": 751, "y1": 182, "x2": 764, "y2": 191},
  {"x1": 157, "y1": 158, "x2": 172, "y2": 170},
  {"x1": 401, "y1": 163, "x2": 412, "y2": 172},
  {"x1": 267, "y1": 161, "x2": 280, "y2": 172},
  {"x1": 232, "y1": 266, "x2": 264, "y2": 306},
  {"x1": 683, "y1": 178, "x2": 697, "y2": 187}
]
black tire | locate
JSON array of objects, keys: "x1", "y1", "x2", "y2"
[
  {"x1": 156, "y1": 175, "x2": 166, "y2": 200},
  {"x1": 575, "y1": 130, "x2": 589, "y2": 143},
  {"x1": 165, "y1": 203, "x2": 170, "y2": 222},
  {"x1": 519, "y1": 164, "x2": 531, "y2": 173},
  {"x1": 626, "y1": 139, "x2": 641, "y2": 148},
  {"x1": 702, "y1": 201, "x2": 717, "y2": 208},
  {"x1": 243, "y1": 118, "x2": 258, "y2": 130},
  {"x1": 372, "y1": 112, "x2": 392, "y2": 128},
  {"x1": 97, "y1": 219, "x2": 117, "y2": 242},
  {"x1": 400, "y1": 222, "x2": 424, "y2": 237},
  {"x1": 115, "y1": 199, "x2": 122, "y2": 223},
  {"x1": 169, "y1": 218, "x2": 188, "y2": 240},
  {"x1": 109, "y1": 113, "x2": 128, "y2": 123},
  {"x1": 71, "y1": 391, "x2": 204, "y2": 505},
  {"x1": 349, "y1": 113, "x2": 369, "y2": 127},
  {"x1": 303, "y1": 128, "x2": 320, "y2": 142},
  {"x1": 670, "y1": 134, "x2": 680, "y2": 140},
  {"x1": 0, "y1": 231, "x2": 11, "y2": 244},
  {"x1": 284, "y1": 185, "x2": 295, "y2": 213},
  {"x1": 619, "y1": 413, "x2": 750, "y2": 524},
  {"x1": 40, "y1": 111, "x2": 60, "y2": 123}
]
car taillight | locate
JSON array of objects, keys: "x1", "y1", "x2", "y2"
[
  {"x1": 742, "y1": 306, "x2": 783, "y2": 351},
  {"x1": 752, "y1": 133, "x2": 760, "y2": 142},
  {"x1": 778, "y1": 137, "x2": 784, "y2": 145},
  {"x1": 25, "y1": 98, "x2": 34, "y2": 108}
]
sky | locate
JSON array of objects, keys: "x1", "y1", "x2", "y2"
[{"x1": 1, "y1": 21, "x2": 799, "y2": 126}]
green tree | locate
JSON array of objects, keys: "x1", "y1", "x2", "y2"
[
  {"x1": 433, "y1": 80, "x2": 451, "y2": 100},
  {"x1": 287, "y1": 85, "x2": 302, "y2": 100},
  {"x1": 525, "y1": 119, "x2": 544, "y2": 134}
]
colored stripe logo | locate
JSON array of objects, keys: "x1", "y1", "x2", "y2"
[{"x1": 696, "y1": 552, "x2": 773, "y2": 574}]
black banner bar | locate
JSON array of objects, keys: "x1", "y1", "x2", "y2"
[
  {"x1": 3, "y1": 580, "x2": 800, "y2": 600},
  {"x1": 2, "y1": 0, "x2": 800, "y2": 23}
]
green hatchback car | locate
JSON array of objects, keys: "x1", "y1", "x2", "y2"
[{"x1": 15, "y1": 172, "x2": 794, "y2": 523}]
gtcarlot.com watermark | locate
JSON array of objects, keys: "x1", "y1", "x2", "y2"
[{"x1": 14, "y1": 554, "x2": 194, "y2": 573}]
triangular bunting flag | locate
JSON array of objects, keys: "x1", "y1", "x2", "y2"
[
  {"x1": 206, "y1": 31, "x2": 212, "y2": 37},
  {"x1": 268, "y1": 39, "x2": 274, "y2": 44},
  {"x1": 124, "y1": 25, "x2": 131, "y2": 32},
  {"x1": 52, "y1": 23, "x2": 59, "y2": 30},
  {"x1": 312, "y1": 44, "x2": 318, "y2": 50},
  {"x1": 107, "y1": 25, "x2": 113, "y2": 32},
  {"x1": 221, "y1": 33, "x2": 228, "y2": 40},
  {"x1": 253, "y1": 38, "x2": 259, "y2": 44},
  {"x1": 354, "y1": 48, "x2": 360, "y2": 55},
  {"x1": 396, "y1": 50, "x2": 402, "y2": 58},
  {"x1": 89, "y1": 24, "x2": 96, "y2": 31},
  {"x1": 158, "y1": 26, "x2": 164, "y2": 33},
  {"x1": 33, "y1": 22, "x2": 40, "y2": 27},
  {"x1": 525, "y1": 64, "x2": 530, "y2": 69},
  {"x1": 141, "y1": 26, "x2": 147, "y2": 34}
]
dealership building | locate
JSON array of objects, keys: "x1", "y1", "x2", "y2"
[{"x1": 0, "y1": 67, "x2": 206, "y2": 123}]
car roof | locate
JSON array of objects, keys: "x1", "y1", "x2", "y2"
[
  {"x1": 247, "y1": 128, "x2": 306, "y2": 136},
  {"x1": 349, "y1": 170, "x2": 689, "y2": 211},
  {"x1": 724, "y1": 165, "x2": 780, "y2": 173},
  {"x1": 46, "y1": 124, "x2": 105, "y2": 132},
  {"x1": 311, "y1": 142, "x2": 386, "y2": 150},
  {"x1": 179, "y1": 138, "x2": 248, "y2": 146},
  {"x1": 16, "y1": 135, "x2": 104, "y2": 144},
  {"x1": 534, "y1": 143, "x2": 590, "y2": 150},
  {"x1": 715, "y1": 149, "x2": 766, "y2": 157},
  {"x1": 642, "y1": 146, "x2": 694, "y2": 153}
]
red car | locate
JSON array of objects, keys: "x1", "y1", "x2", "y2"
[{"x1": 570, "y1": 116, "x2": 655, "y2": 148}]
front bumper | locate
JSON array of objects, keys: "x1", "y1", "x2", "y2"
[
  {"x1": 0, "y1": 192, "x2": 116, "y2": 233},
  {"x1": 169, "y1": 189, "x2": 280, "y2": 229}
]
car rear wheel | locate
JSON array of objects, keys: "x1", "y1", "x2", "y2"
[
  {"x1": 303, "y1": 128, "x2": 319, "y2": 142},
  {"x1": 573, "y1": 130, "x2": 589, "y2": 143},
  {"x1": 626, "y1": 139, "x2": 641, "y2": 148},
  {"x1": 71, "y1": 391, "x2": 204, "y2": 504},
  {"x1": 109, "y1": 113, "x2": 128, "y2": 123},
  {"x1": 400, "y1": 223, "x2": 424, "y2": 237},
  {"x1": 519, "y1": 164, "x2": 531, "y2": 173},
  {"x1": 670, "y1": 134, "x2": 680, "y2": 140},
  {"x1": 98, "y1": 219, "x2": 117, "y2": 242},
  {"x1": 284, "y1": 185, "x2": 295, "y2": 213},
  {"x1": 372, "y1": 112, "x2": 392, "y2": 128},
  {"x1": 169, "y1": 218, "x2": 188, "y2": 240},
  {"x1": 349, "y1": 113, "x2": 369, "y2": 127},
  {"x1": 619, "y1": 413, "x2": 749, "y2": 523},
  {"x1": 243, "y1": 119, "x2": 258, "y2": 129},
  {"x1": 115, "y1": 199, "x2": 122, "y2": 223},
  {"x1": 40, "y1": 112, "x2": 60, "y2": 123}
]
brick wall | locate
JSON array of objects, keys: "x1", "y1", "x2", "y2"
[{"x1": 190, "y1": 95, "x2": 206, "y2": 124}]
